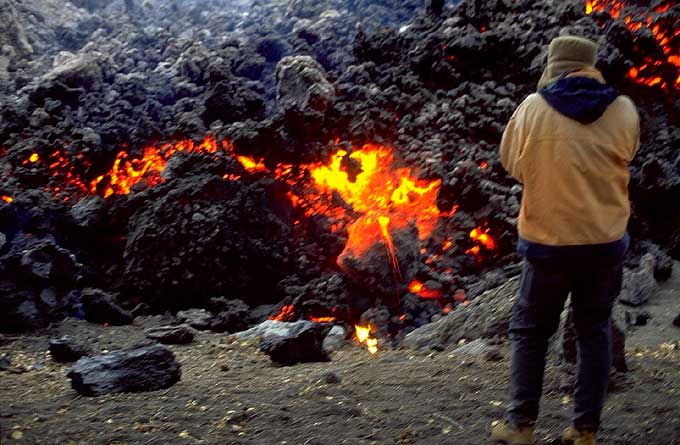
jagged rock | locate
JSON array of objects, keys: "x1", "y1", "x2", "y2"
[
  {"x1": 619, "y1": 254, "x2": 657, "y2": 306},
  {"x1": 17, "y1": 239, "x2": 81, "y2": 283},
  {"x1": 275, "y1": 55, "x2": 335, "y2": 115},
  {"x1": 70, "y1": 196, "x2": 107, "y2": 228},
  {"x1": 233, "y1": 319, "x2": 311, "y2": 341},
  {"x1": 49, "y1": 336, "x2": 90, "y2": 363},
  {"x1": 208, "y1": 298, "x2": 251, "y2": 333},
  {"x1": 40, "y1": 52, "x2": 104, "y2": 92},
  {"x1": 0, "y1": 0, "x2": 33, "y2": 56},
  {"x1": 322, "y1": 325, "x2": 347, "y2": 351},
  {"x1": 68, "y1": 344, "x2": 181, "y2": 396},
  {"x1": 145, "y1": 324, "x2": 196, "y2": 344},
  {"x1": 260, "y1": 322, "x2": 331, "y2": 365},
  {"x1": 80, "y1": 288, "x2": 133, "y2": 325},
  {"x1": 176, "y1": 308, "x2": 214, "y2": 331},
  {"x1": 339, "y1": 223, "x2": 420, "y2": 298},
  {"x1": 403, "y1": 276, "x2": 518, "y2": 350}
]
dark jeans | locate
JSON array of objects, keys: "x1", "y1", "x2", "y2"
[{"x1": 507, "y1": 255, "x2": 623, "y2": 431}]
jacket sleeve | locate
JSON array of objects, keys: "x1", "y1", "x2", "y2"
[{"x1": 499, "y1": 100, "x2": 529, "y2": 183}]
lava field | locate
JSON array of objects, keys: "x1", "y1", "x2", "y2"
[{"x1": 0, "y1": 0, "x2": 679, "y2": 347}]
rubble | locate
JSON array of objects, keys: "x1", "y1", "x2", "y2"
[
  {"x1": 80, "y1": 288, "x2": 133, "y2": 325},
  {"x1": 67, "y1": 344, "x2": 181, "y2": 396}
]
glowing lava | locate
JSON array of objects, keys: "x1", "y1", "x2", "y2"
[
  {"x1": 1, "y1": 195, "x2": 12, "y2": 203},
  {"x1": 408, "y1": 279, "x2": 443, "y2": 299},
  {"x1": 304, "y1": 145, "x2": 442, "y2": 262},
  {"x1": 355, "y1": 324, "x2": 378, "y2": 354},
  {"x1": 269, "y1": 304, "x2": 295, "y2": 322},
  {"x1": 585, "y1": 0, "x2": 680, "y2": 90}
]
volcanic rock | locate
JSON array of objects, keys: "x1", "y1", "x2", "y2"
[
  {"x1": 0, "y1": 355, "x2": 9, "y2": 371},
  {"x1": 619, "y1": 254, "x2": 657, "y2": 307},
  {"x1": 207, "y1": 298, "x2": 251, "y2": 333},
  {"x1": 673, "y1": 313, "x2": 680, "y2": 328},
  {"x1": 80, "y1": 288, "x2": 133, "y2": 325},
  {"x1": 176, "y1": 309, "x2": 214, "y2": 331},
  {"x1": 145, "y1": 324, "x2": 196, "y2": 344},
  {"x1": 275, "y1": 55, "x2": 335, "y2": 115},
  {"x1": 322, "y1": 325, "x2": 347, "y2": 352},
  {"x1": 0, "y1": 0, "x2": 33, "y2": 57},
  {"x1": 0, "y1": 288, "x2": 47, "y2": 332},
  {"x1": 340, "y1": 223, "x2": 420, "y2": 298},
  {"x1": 403, "y1": 276, "x2": 519, "y2": 350},
  {"x1": 233, "y1": 319, "x2": 312, "y2": 341},
  {"x1": 40, "y1": 52, "x2": 104, "y2": 92},
  {"x1": 68, "y1": 344, "x2": 181, "y2": 396},
  {"x1": 259, "y1": 322, "x2": 331, "y2": 366},
  {"x1": 17, "y1": 239, "x2": 81, "y2": 283},
  {"x1": 49, "y1": 336, "x2": 90, "y2": 363}
]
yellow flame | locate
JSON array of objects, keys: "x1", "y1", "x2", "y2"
[{"x1": 355, "y1": 324, "x2": 378, "y2": 354}]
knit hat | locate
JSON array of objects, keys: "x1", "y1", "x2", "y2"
[{"x1": 537, "y1": 36, "x2": 599, "y2": 89}]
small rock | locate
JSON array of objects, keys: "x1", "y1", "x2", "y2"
[
  {"x1": 81, "y1": 288, "x2": 133, "y2": 325},
  {"x1": 322, "y1": 325, "x2": 347, "y2": 351},
  {"x1": 0, "y1": 355, "x2": 10, "y2": 371},
  {"x1": 673, "y1": 313, "x2": 680, "y2": 328},
  {"x1": 176, "y1": 308, "x2": 213, "y2": 330},
  {"x1": 68, "y1": 344, "x2": 181, "y2": 396},
  {"x1": 317, "y1": 370, "x2": 341, "y2": 384},
  {"x1": 260, "y1": 322, "x2": 331, "y2": 366},
  {"x1": 145, "y1": 324, "x2": 196, "y2": 344},
  {"x1": 619, "y1": 254, "x2": 657, "y2": 307},
  {"x1": 49, "y1": 336, "x2": 90, "y2": 363}
]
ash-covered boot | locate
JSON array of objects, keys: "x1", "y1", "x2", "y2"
[
  {"x1": 489, "y1": 420, "x2": 535, "y2": 445},
  {"x1": 562, "y1": 426, "x2": 596, "y2": 445}
]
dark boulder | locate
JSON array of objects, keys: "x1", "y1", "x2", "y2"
[
  {"x1": 260, "y1": 322, "x2": 331, "y2": 365},
  {"x1": 145, "y1": 324, "x2": 196, "y2": 344},
  {"x1": 176, "y1": 309, "x2": 214, "y2": 331},
  {"x1": 49, "y1": 336, "x2": 91, "y2": 363},
  {"x1": 80, "y1": 288, "x2": 133, "y2": 325},
  {"x1": 68, "y1": 344, "x2": 181, "y2": 396},
  {"x1": 208, "y1": 298, "x2": 251, "y2": 333}
]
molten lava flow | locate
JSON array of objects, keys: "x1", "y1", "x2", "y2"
[
  {"x1": 90, "y1": 136, "x2": 220, "y2": 197},
  {"x1": 408, "y1": 279, "x2": 443, "y2": 299},
  {"x1": 586, "y1": 0, "x2": 680, "y2": 90},
  {"x1": 1, "y1": 195, "x2": 12, "y2": 203},
  {"x1": 355, "y1": 324, "x2": 378, "y2": 354},
  {"x1": 309, "y1": 316, "x2": 336, "y2": 323},
  {"x1": 469, "y1": 227, "x2": 496, "y2": 250},
  {"x1": 236, "y1": 155, "x2": 267, "y2": 173},
  {"x1": 269, "y1": 304, "x2": 295, "y2": 322},
  {"x1": 303, "y1": 145, "x2": 442, "y2": 263}
]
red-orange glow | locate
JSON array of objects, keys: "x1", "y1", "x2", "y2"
[
  {"x1": 587, "y1": 1, "x2": 680, "y2": 90},
  {"x1": 90, "y1": 136, "x2": 219, "y2": 197},
  {"x1": 1, "y1": 195, "x2": 13, "y2": 203},
  {"x1": 29, "y1": 153, "x2": 39, "y2": 162},
  {"x1": 442, "y1": 239, "x2": 453, "y2": 251},
  {"x1": 355, "y1": 324, "x2": 378, "y2": 354},
  {"x1": 309, "y1": 316, "x2": 336, "y2": 323},
  {"x1": 408, "y1": 279, "x2": 443, "y2": 299},
  {"x1": 269, "y1": 304, "x2": 295, "y2": 322},
  {"x1": 303, "y1": 145, "x2": 442, "y2": 263},
  {"x1": 469, "y1": 227, "x2": 496, "y2": 250},
  {"x1": 479, "y1": 161, "x2": 488, "y2": 170},
  {"x1": 237, "y1": 155, "x2": 267, "y2": 173}
]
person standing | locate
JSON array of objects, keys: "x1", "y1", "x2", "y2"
[{"x1": 489, "y1": 36, "x2": 640, "y2": 445}]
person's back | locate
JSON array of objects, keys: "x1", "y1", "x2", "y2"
[{"x1": 490, "y1": 36, "x2": 640, "y2": 445}]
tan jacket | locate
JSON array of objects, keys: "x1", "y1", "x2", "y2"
[{"x1": 500, "y1": 72, "x2": 640, "y2": 246}]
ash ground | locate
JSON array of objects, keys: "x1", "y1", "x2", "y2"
[{"x1": 2, "y1": 269, "x2": 679, "y2": 445}]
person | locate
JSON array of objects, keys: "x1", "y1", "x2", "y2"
[{"x1": 489, "y1": 36, "x2": 640, "y2": 445}]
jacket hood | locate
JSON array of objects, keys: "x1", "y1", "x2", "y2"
[{"x1": 539, "y1": 76, "x2": 619, "y2": 124}]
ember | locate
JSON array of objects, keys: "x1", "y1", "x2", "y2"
[
  {"x1": 270, "y1": 305, "x2": 295, "y2": 322},
  {"x1": 355, "y1": 324, "x2": 378, "y2": 354}
]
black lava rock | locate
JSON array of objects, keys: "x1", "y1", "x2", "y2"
[
  {"x1": 49, "y1": 336, "x2": 90, "y2": 363},
  {"x1": 67, "y1": 344, "x2": 181, "y2": 396},
  {"x1": 673, "y1": 313, "x2": 680, "y2": 328},
  {"x1": 80, "y1": 288, "x2": 133, "y2": 325},
  {"x1": 260, "y1": 322, "x2": 331, "y2": 366},
  {"x1": 145, "y1": 324, "x2": 196, "y2": 344}
]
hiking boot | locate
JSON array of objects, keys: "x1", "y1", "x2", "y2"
[
  {"x1": 562, "y1": 426, "x2": 596, "y2": 445},
  {"x1": 489, "y1": 420, "x2": 535, "y2": 445}
]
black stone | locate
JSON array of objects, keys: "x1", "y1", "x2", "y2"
[
  {"x1": 49, "y1": 336, "x2": 90, "y2": 363},
  {"x1": 260, "y1": 322, "x2": 331, "y2": 366},
  {"x1": 145, "y1": 324, "x2": 196, "y2": 344},
  {"x1": 67, "y1": 344, "x2": 181, "y2": 396},
  {"x1": 80, "y1": 288, "x2": 133, "y2": 325}
]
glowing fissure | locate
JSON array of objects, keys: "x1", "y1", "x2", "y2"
[{"x1": 585, "y1": 0, "x2": 680, "y2": 90}]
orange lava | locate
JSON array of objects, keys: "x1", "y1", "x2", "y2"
[
  {"x1": 1, "y1": 195, "x2": 12, "y2": 203},
  {"x1": 269, "y1": 304, "x2": 295, "y2": 322},
  {"x1": 309, "y1": 316, "x2": 336, "y2": 323},
  {"x1": 408, "y1": 279, "x2": 443, "y2": 299},
  {"x1": 586, "y1": 0, "x2": 680, "y2": 90},
  {"x1": 303, "y1": 145, "x2": 442, "y2": 262},
  {"x1": 355, "y1": 324, "x2": 378, "y2": 354},
  {"x1": 469, "y1": 227, "x2": 496, "y2": 250}
]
